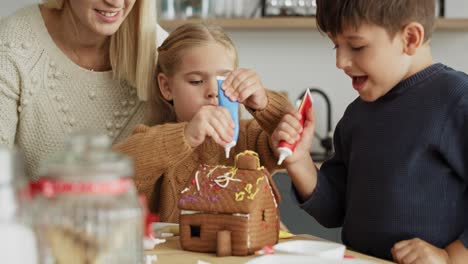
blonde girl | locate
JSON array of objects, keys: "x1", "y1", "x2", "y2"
[{"x1": 116, "y1": 23, "x2": 292, "y2": 222}]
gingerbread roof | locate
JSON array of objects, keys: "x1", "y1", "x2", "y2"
[{"x1": 178, "y1": 151, "x2": 280, "y2": 214}]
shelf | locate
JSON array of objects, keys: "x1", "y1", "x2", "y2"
[
  {"x1": 159, "y1": 17, "x2": 468, "y2": 31},
  {"x1": 435, "y1": 18, "x2": 468, "y2": 31},
  {"x1": 159, "y1": 17, "x2": 318, "y2": 30}
]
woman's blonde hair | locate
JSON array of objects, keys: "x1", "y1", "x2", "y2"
[
  {"x1": 147, "y1": 23, "x2": 238, "y2": 125},
  {"x1": 43, "y1": 0, "x2": 157, "y2": 101}
]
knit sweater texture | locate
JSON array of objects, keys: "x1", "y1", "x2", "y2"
[
  {"x1": 296, "y1": 63, "x2": 468, "y2": 260},
  {"x1": 0, "y1": 5, "x2": 167, "y2": 179},
  {"x1": 114, "y1": 91, "x2": 291, "y2": 223}
]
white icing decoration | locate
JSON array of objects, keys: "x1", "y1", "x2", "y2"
[
  {"x1": 195, "y1": 171, "x2": 201, "y2": 192},
  {"x1": 214, "y1": 172, "x2": 241, "y2": 188}
]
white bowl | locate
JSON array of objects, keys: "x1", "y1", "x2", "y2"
[{"x1": 273, "y1": 240, "x2": 346, "y2": 260}]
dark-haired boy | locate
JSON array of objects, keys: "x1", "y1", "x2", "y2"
[{"x1": 271, "y1": 0, "x2": 468, "y2": 263}]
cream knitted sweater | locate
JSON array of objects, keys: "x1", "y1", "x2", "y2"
[
  {"x1": 114, "y1": 91, "x2": 292, "y2": 223},
  {"x1": 0, "y1": 5, "x2": 167, "y2": 179}
]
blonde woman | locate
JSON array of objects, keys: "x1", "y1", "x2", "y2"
[{"x1": 0, "y1": 0, "x2": 168, "y2": 179}]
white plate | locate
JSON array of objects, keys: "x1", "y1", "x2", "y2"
[
  {"x1": 246, "y1": 255, "x2": 378, "y2": 264},
  {"x1": 246, "y1": 255, "x2": 340, "y2": 264},
  {"x1": 273, "y1": 240, "x2": 346, "y2": 259}
]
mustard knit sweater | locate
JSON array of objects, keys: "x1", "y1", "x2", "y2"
[{"x1": 114, "y1": 91, "x2": 291, "y2": 222}]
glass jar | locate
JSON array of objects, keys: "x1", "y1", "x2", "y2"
[
  {"x1": 31, "y1": 132, "x2": 143, "y2": 264},
  {"x1": 0, "y1": 147, "x2": 38, "y2": 264}
]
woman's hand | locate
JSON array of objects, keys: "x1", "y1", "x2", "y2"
[
  {"x1": 222, "y1": 68, "x2": 268, "y2": 111},
  {"x1": 271, "y1": 107, "x2": 316, "y2": 166},
  {"x1": 391, "y1": 238, "x2": 450, "y2": 264},
  {"x1": 184, "y1": 105, "x2": 235, "y2": 148}
]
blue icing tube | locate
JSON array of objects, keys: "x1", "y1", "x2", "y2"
[{"x1": 217, "y1": 76, "x2": 239, "y2": 158}]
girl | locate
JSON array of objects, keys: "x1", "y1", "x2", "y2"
[{"x1": 114, "y1": 23, "x2": 293, "y2": 223}]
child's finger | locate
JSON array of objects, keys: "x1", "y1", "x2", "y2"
[
  {"x1": 226, "y1": 69, "x2": 253, "y2": 91},
  {"x1": 211, "y1": 110, "x2": 235, "y2": 138},
  {"x1": 223, "y1": 68, "x2": 244, "y2": 88},
  {"x1": 218, "y1": 107, "x2": 235, "y2": 128},
  {"x1": 278, "y1": 129, "x2": 299, "y2": 144},
  {"x1": 282, "y1": 113, "x2": 303, "y2": 133},
  {"x1": 206, "y1": 126, "x2": 230, "y2": 146},
  {"x1": 208, "y1": 117, "x2": 233, "y2": 144},
  {"x1": 236, "y1": 82, "x2": 258, "y2": 102},
  {"x1": 400, "y1": 251, "x2": 419, "y2": 264},
  {"x1": 393, "y1": 239, "x2": 412, "y2": 250},
  {"x1": 391, "y1": 240, "x2": 414, "y2": 262}
]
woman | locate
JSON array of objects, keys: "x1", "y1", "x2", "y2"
[{"x1": 0, "y1": 0, "x2": 168, "y2": 179}]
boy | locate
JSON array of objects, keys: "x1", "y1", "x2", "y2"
[{"x1": 271, "y1": 0, "x2": 468, "y2": 263}]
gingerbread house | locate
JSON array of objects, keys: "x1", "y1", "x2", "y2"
[{"x1": 178, "y1": 150, "x2": 281, "y2": 256}]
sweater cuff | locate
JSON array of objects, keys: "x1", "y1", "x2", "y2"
[
  {"x1": 248, "y1": 90, "x2": 291, "y2": 134},
  {"x1": 160, "y1": 122, "x2": 193, "y2": 164},
  {"x1": 297, "y1": 174, "x2": 325, "y2": 212}
]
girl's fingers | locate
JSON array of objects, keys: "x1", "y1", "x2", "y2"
[
  {"x1": 236, "y1": 81, "x2": 258, "y2": 102},
  {"x1": 222, "y1": 69, "x2": 243, "y2": 89},
  {"x1": 232, "y1": 71, "x2": 256, "y2": 93},
  {"x1": 206, "y1": 126, "x2": 227, "y2": 146},
  {"x1": 208, "y1": 118, "x2": 233, "y2": 144},
  {"x1": 219, "y1": 107, "x2": 235, "y2": 128},
  {"x1": 223, "y1": 69, "x2": 257, "y2": 99},
  {"x1": 209, "y1": 108, "x2": 236, "y2": 143},
  {"x1": 226, "y1": 69, "x2": 252, "y2": 89}
]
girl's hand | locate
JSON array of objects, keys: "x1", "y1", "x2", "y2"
[
  {"x1": 391, "y1": 238, "x2": 450, "y2": 264},
  {"x1": 185, "y1": 105, "x2": 235, "y2": 148},
  {"x1": 271, "y1": 106, "x2": 316, "y2": 165},
  {"x1": 222, "y1": 68, "x2": 268, "y2": 111}
]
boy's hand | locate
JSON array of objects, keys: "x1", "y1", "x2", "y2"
[
  {"x1": 271, "y1": 106, "x2": 316, "y2": 165},
  {"x1": 391, "y1": 238, "x2": 450, "y2": 264},
  {"x1": 185, "y1": 105, "x2": 235, "y2": 148},
  {"x1": 222, "y1": 68, "x2": 268, "y2": 111}
]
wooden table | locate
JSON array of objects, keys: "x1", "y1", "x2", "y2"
[{"x1": 145, "y1": 234, "x2": 394, "y2": 263}]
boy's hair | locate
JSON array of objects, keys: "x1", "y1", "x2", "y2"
[
  {"x1": 44, "y1": 0, "x2": 158, "y2": 101},
  {"x1": 316, "y1": 0, "x2": 435, "y2": 42},
  {"x1": 147, "y1": 23, "x2": 238, "y2": 125}
]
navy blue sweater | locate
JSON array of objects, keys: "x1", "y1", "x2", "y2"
[{"x1": 295, "y1": 63, "x2": 468, "y2": 260}]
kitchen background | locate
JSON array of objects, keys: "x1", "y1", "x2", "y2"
[{"x1": 2, "y1": 0, "x2": 468, "y2": 242}]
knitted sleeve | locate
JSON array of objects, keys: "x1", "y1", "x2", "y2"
[
  {"x1": 113, "y1": 123, "x2": 193, "y2": 201},
  {"x1": 296, "y1": 120, "x2": 347, "y2": 228},
  {"x1": 0, "y1": 52, "x2": 21, "y2": 147},
  {"x1": 247, "y1": 90, "x2": 292, "y2": 135},
  {"x1": 240, "y1": 90, "x2": 293, "y2": 173},
  {"x1": 439, "y1": 93, "x2": 468, "y2": 247}
]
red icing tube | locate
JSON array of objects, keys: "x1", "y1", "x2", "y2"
[{"x1": 277, "y1": 89, "x2": 313, "y2": 165}]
